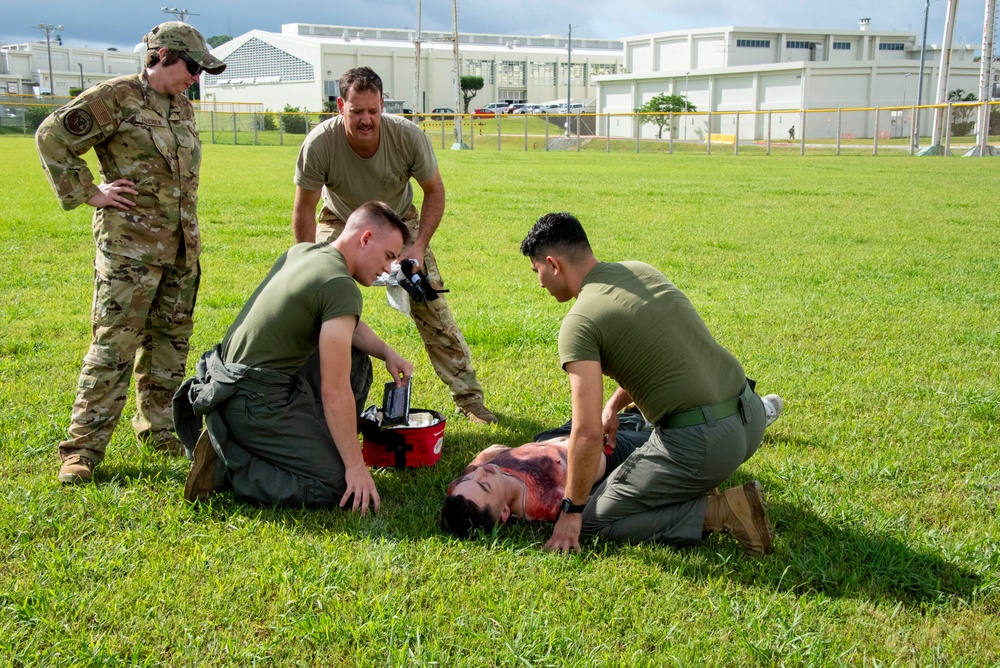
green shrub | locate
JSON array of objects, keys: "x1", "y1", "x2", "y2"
[
  {"x1": 259, "y1": 111, "x2": 277, "y2": 132},
  {"x1": 68, "y1": 87, "x2": 83, "y2": 97},
  {"x1": 950, "y1": 120, "x2": 975, "y2": 136},
  {"x1": 24, "y1": 105, "x2": 56, "y2": 131},
  {"x1": 281, "y1": 104, "x2": 308, "y2": 134}
]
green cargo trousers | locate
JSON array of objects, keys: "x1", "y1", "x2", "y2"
[
  {"x1": 581, "y1": 383, "x2": 766, "y2": 545},
  {"x1": 61, "y1": 250, "x2": 199, "y2": 464}
]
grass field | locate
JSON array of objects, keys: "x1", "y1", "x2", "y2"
[{"x1": 1, "y1": 136, "x2": 998, "y2": 665}]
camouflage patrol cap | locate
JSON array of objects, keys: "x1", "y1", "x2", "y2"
[{"x1": 144, "y1": 22, "x2": 226, "y2": 75}]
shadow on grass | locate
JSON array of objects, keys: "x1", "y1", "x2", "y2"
[{"x1": 618, "y1": 476, "x2": 984, "y2": 608}]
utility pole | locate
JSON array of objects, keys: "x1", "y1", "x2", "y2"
[
  {"x1": 566, "y1": 24, "x2": 573, "y2": 137},
  {"x1": 973, "y1": 0, "x2": 997, "y2": 155},
  {"x1": 930, "y1": 0, "x2": 960, "y2": 148},
  {"x1": 35, "y1": 23, "x2": 63, "y2": 96},
  {"x1": 450, "y1": 0, "x2": 464, "y2": 148},
  {"x1": 161, "y1": 7, "x2": 199, "y2": 22},
  {"x1": 413, "y1": 0, "x2": 422, "y2": 115},
  {"x1": 78, "y1": 63, "x2": 84, "y2": 92},
  {"x1": 914, "y1": 0, "x2": 933, "y2": 149}
]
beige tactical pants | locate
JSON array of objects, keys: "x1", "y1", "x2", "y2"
[
  {"x1": 317, "y1": 205, "x2": 483, "y2": 407},
  {"x1": 60, "y1": 250, "x2": 199, "y2": 464}
]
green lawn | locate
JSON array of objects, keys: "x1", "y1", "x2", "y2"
[{"x1": 1, "y1": 137, "x2": 998, "y2": 665}]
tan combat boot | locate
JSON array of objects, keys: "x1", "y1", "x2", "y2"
[
  {"x1": 704, "y1": 481, "x2": 775, "y2": 556},
  {"x1": 58, "y1": 454, "x2": 96, "y2": 485},
  {"x1": 183, "y1": 431, "x2": 218, "y2": 503},
  {"x1": 457, "y1": 401, "x2": 499, "y2": 425}
]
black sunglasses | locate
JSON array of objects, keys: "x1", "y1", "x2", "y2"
[{"x1": 177, "y1": 52, "x2": 203, "y2": 76}]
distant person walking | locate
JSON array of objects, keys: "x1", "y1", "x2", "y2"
[
  {"x1": 35, "y1": 22, "x2": 225, "y2": 484},
  {"x1": 788, "y1": 126, "x2": 796, "y2": 141}
]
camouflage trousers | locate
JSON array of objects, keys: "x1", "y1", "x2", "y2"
[
  {"x1": 317, "y1": 205, "x2": 483, "y2": 407},
  {"x1": 60, "y1": 250, "x2": 200, "y2": 464}
]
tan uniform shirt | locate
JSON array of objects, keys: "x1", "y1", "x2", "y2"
[
  {"x1": 294, "y1": 113, "x2": 437, "y2": 220},
  {"x1": 36, "y1": 72, "x2": 202, "y2": 267}
]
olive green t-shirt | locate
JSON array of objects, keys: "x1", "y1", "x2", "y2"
[
  {"x1": 222, "y1": 243, "x2": 363, "y2": 375},
  {"x1": 294, "y1": 113, "x2": 437, "y2": 220},
  {"x1": 558, "y1": 261, "x2": 746, "y2": 423}
]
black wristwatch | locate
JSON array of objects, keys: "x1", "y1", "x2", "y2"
[{"x1": 560, "y1": 497, "x2": 586, "y2": 514}]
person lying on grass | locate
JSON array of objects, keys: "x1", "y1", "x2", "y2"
[{"x1": 441, "y1": 413, "x2": 651, "y2": 535}]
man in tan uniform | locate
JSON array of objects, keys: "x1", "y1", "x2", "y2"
[
  {"x1": 36, "y1": 22, "x2": 225, "y2": 484},
  {"x1": 292, "y1": 67, "x2": 497, "y2": 424}
]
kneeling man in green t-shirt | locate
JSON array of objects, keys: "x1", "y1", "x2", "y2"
[
  {"x1": 174, "y1": 201, "x2": 412, "y2": 514},
  {"x1": 520, "y1": 212, "x2": 783, "y2": 556}
]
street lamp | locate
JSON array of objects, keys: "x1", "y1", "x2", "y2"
[
  {"x1": 914, "y1": 0, "x2": 942, "y2": 148},
  {"x1": 77, "y1": 63, "x2": 84, "y2": 92},
  {"x1": 566, "y1": 24, "x2": 578, "y2": 138},
  {"x1": 161, "y1": 7, "x2": 199, "y2": 22},
  {"x1": 902, "y1": 72, "x2": 912, "y2": 138},
  {"x1": 35, "y1": 23, "x2": 63, "y2": 96}
]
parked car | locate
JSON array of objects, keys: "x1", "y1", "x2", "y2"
[
  {"x1": 554, "y1": 103, "x2": 584, "y2": 114},
  {"x1": 472, "y1": 108, "x2": 496, "y2": 118},
  {"x1": 425, "y1": 107, "x2": 454, "y2": 120},
  {"x1": 505, "y1": 103, "x2": 526, "y2": 114},
  {"x1": 483, "y1": 102, "x2": 509, "y2": 114}
]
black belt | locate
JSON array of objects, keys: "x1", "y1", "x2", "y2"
[{"x1": 658, "y1": 388, "x2": 746, "y2": 429}]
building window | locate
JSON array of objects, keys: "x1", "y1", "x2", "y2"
[
  {"x1": 559, "y1": 62, "x2": 586, "y2": 86},
  {"x1": 736, "y1": 39, "x2": 771, "y2": 48},
  {"x1": 529, "y1": 61, "x2": 555, "y2": 85},
  {"x1": 786, "y1": 41, "x2": 814, "y2": 49},
  {"x1": 833, "y1": 41, "x2": 852, "y2": 50},
  {"x1": 878, "y1": 43, "x2": 905, "y2": 51},
  {"x1": 464, "y1": 59, "x2": 494, "y2": 84},
  {"x1": 498, "y1": 60, "x2": 526, "y2": 87},
  {"x1": 589, "y1": 63, "x2": 616, "y2": 86},
  {"x1": 203, "y1": 37, "x2": 314, "y2": 85}
]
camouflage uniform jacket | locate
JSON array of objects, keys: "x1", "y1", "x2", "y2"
[{"x1": 36, "y1": 72, "x2": 202, "y2": 267}]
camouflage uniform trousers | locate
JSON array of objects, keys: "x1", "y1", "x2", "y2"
[
  {"x1": 317, "y1": 205, "x2": 484, "y2": 407},
  {"x1": 60, "y1": 250, "x2": 200, "y2": 464}
]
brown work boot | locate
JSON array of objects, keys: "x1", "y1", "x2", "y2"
[
  {"x1": 457, "y1": 401, "x2": 498, "y2": 425},
  {"x1": 704, "y1": 481, "x2": 774, "y2": 556},
  {"x1": 184, "y1": 431, "x2": 218, "y2": 503},
  {"x1": 58, "y1": 454, "x2": 95, "y2": 485}
]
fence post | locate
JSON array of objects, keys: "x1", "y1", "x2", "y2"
[
  {"x1": 545, "y1": 113, "x2": 550, "y2": 151},
  {"x1": 525, "y1": 114, "x2": 529, "y2": 152},
  {"x1": 21, "y1": 98, "x2": 27, "y2": 138},
  {"x1": 766, "y1": 110, "x2": 771, "y2": 155},
  {"x1": 668, "y1": 112, "x2": 673, "y2": 154},
  {"x1": 606, "y1": 113, "x2": 611, "y2": 153},
  {"x1": 233, "y1": 110, "x2": 238, "y2": 145},
  {"x1": 254, "y1": 112, "x2": 258, "y2": 145},
  {"x1": 909, "y1": 105, "x2": 916, "y2": 156},
  {"x1": 576, "y1": 113, "x2": 581, "y2": 152},
  {"x1": 210, "y1": 107, "x2": 216, "y2": 144},
  {"x1": 734, "y1": 111, "x2": 740, "y2": 155},
  {"x1": 836, "y1": 108, "x2": 842, "y2": 156},
  {"x1": 706, "y1": 112, "x2": 712, "y2": 154},
  {"x1": 278, "y1": 112, "x2": 283, "y2": 146},
  {"x1": 469, "y1": 117, "x2": 475, "y2": 150},
  {"x1": 497, "y1": 112, "x2": 502, "y2": 151},
  {"x1": 944, "y1": 102, "x2": 953, "y2": 155},
  {"x1": 800, "y1": 110, "x2": 806, "y2": 156},
  {"x1": 634, "y1": 112, "x2": 640, "y2": 153},
  {"x1": 873, "y1": 107, "x2": 879, "y2": 156}
]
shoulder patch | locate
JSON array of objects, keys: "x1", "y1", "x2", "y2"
[
  {"x1": 63, "y1": 109, "x2": 94, "y2": 136},
  {"x1": 90, "y1": 98, "x2": 113, "y2": 127}
]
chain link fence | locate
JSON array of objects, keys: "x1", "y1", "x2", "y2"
[{"x1": 4, "y1": 93, "x2": 997, "y2": 157}]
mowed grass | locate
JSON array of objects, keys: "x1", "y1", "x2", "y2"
[{"x1": 1, "y1": 136, "x2": 998, "y2": 665}]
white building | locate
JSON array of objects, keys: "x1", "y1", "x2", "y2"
[
  {"x1": 595, "y1": 23, "x2": 982, "y2": 140},
  {"x1": 202, "y1": 23, "x2": 623, "y2": 113},
  {"x1": 0, "y1": 41, "x2": 141, "y2": 96}
]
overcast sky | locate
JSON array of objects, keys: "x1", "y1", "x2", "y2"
[{"x1": 2, "y1": 0, "x2": 994, "y2": 54}]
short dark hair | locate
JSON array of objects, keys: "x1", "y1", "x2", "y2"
[
  {"x1": 145, "y1": 48, "x2": 181, "y2": 69},
  {"x1": 440, "y1": 494, "x2": 499, "y2": 538},
  {"x1": 355, "y1": 201, "x2": 412, "y2": 247},
  {"x1": 339, "y1": 67, "x2": 384, "y2": 100},
  {"x1": 520, "y1": 212, "x2": 592, "y2": 260}
]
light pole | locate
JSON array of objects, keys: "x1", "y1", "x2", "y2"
[
  {"x1": 902, "y1": 72, "x2": 912, "y2": 137},
  {"x1": 684, "y1": 71, "x2": 690, "y2": 140},
  {"x1": 914, "y1": 0, "x2": 940, "y2": 148},
  {"x1": 161, "y1": 7, "x2": 199, "y2": 22},
  {"x1": 35, "y1": 23, "x2": 63, "y2": 96},
  {"x1": 77, "y1": 63, "x2": 84, "y2": 92},
  {"x1": 565, "y1": 24, "x2": 578, "y2": 138}
]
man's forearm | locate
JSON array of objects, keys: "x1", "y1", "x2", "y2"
[
  {"x1": 291, "y1": 187, "x2": 322, "y2": 243},
  {"x1": 322, "y1": 385, "x2": 366, "y2": 469}
]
